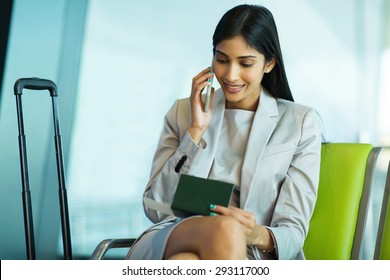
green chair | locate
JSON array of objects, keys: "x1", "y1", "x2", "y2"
[
  {"x1": 303, "y1": 143, "x2": 382, "y2": 259},
  {"x1": 374, "y1": 160, "x2": 390, "y2": 260}
]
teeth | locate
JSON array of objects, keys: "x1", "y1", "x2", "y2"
[
  {"x1": 226, "y1": 84, "x2": 242, "y2": 88},
  {"x1": 225, "y1": 84, "x2": 244, "y2": 91}
]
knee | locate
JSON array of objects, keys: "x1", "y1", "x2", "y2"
[
  {"x1": 206, "y1": 216, "x2": 246, "y2": 259},
  {"x1": 210, "y1": 216, "x2": 243, "y2": 239}
]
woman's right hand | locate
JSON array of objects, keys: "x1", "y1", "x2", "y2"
[{"x1": 188, "y1": 67, "x2": 215, "y2": 144}]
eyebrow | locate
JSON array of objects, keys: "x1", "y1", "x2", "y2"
[{"x1": 215, "y1": 50, "x2": 258, "y2": 59}]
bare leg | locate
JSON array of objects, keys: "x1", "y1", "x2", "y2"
[
  {"x1": 163, "y1": 216, "x2": 246, "y2": 260},
  {"x1": 168, "y1": 252, "x2": 200, "y2": 260}
]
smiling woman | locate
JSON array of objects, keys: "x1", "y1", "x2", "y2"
[
  {"x1": 126, "y1": 4, "x2": 322, "y2": 260},
  {"x1": 213, "y1": 37, "x2": 274, "y2": 111},
  {"x1": 211, "y1": 5, "x2": 293, "y2": 104},
  {"x1": 63, "y1": 0, "x2": 389, "y2": 260}
]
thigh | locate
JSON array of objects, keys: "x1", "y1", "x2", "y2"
[{"x1": 163, "y1": 215, "x2": 244, "y2": 259}]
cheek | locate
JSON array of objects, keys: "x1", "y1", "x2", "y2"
[
  {"x1": 244, "y1": 70, "x2": 263, "y2": 85},
  {"x1": 212, "y1": 64, "x2": 222, "y2": 76},
  {"x1": 213, "y1": 67, "x2": 224, "y2": 84}
]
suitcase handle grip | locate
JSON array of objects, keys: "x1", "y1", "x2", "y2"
[{"x1": 14, "y1": 77, "x2": 58, "y2": 96}]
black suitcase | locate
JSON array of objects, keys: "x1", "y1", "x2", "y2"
[{"x1": 14, "y1": 77, "x2": 73, "y2": 260}]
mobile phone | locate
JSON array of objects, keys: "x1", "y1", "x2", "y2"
[{"x1": 204, "y1": 68, "x2": 213, "y2": 112}]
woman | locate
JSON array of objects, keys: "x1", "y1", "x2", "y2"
[{"x1": 127, "y1": 4, "x2": 321, "y2": 260}]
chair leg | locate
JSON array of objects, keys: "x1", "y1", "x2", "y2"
[
  {"x1": 351, "y1": 147, "x2": 382, "y2": 259},
  {"x1": 374, "y1": 161, "x2": 390, "y2": 259}
]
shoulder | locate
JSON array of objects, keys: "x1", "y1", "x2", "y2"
[
  {"x1": 276, "y1": 98, "x2": 319, "y2": 123},
  {"x1": 271, "y1": 98, "x2": 322, "y2": 140},
  {"x1": 165, "y1": 97, "x2": 190, "y2": 118},
  {"x1": 277, "y1": 98, "x2": 315, "y2": 114}
]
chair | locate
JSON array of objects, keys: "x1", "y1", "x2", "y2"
[
  {"x1": 91, "y1": 238, "x2": 136, "y2": 259},
  {"x1": 91, "y1": 143, "x2": 382, "y2": 260},
  {"x1": 303, "y1": 143, "x2": 382, "y2": 259},
  {"x1": 374, "y1": 160, "x2": 390, "y2": 260}
]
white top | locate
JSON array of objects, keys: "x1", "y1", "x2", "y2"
[{"x1": 208, "y1": 109, "x2": 255, "y2": 207}]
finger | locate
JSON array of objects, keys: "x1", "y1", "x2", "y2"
[
  {"x1": 209, "y1": 204, "x2": 230, "y2": 215},
  {"x1": 191, "y1": 85, "x2": 210, "y2": 104},
  {"x1": 211, "y1": 205, "x2": 250, "y2": 217},
  {"x1": 226, "y1": 207, "x2": 256, "y2": 227},
  {"x1": 228, "y1": 206, "x2": 254, "y2": 218},
  {"x1": 194, "y1": 74, "x2": 213, "y2": 92},
  {"x1": 191, "y1": 78, "x2": 214, "y2": 106},
  {"x1": 192, "y1": 68, "x2": 212, "y2": 89},
  {"x1": 193, "y1": 67, "x2": 212, "y2": 79},
  {"x1": 193, "y1": 68, "x2": 213, "y2": 84}
]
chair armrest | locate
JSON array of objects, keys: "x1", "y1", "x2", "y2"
[{"x1": 90, "y1": 238, "x2": 136, "y2": 260}]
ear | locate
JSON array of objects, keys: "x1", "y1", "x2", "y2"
[{"x1": 264, "y1": 57, "x2": 276, "y2": 73}]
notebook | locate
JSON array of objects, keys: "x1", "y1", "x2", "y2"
[{"x1": 143, "y1": 174, "x2": 234, "y2": 218}]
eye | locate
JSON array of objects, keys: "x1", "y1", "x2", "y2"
[
  {"x1": 240, "y1": 60, "x2": 255, "y2": 68},
  {"x1": 216, "y1": 58, "x2": 228, "y2": 64},
  {"x1": 241, "y1": 63, "x2": 253, "y2": 68}
]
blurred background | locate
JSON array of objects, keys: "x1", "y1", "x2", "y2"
[{"x1": 0, "y1": 0, "x2": 389, "y2": 259}]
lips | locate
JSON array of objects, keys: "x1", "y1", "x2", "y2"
[{"x1": 224, "y1": 82, "x2": 245, "y2": 93}]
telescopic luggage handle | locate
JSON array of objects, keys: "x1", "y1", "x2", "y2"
[
  {"x1": 14, "y1": 77, "x2": 58, "y2": 96},
  {"x1": 14, "y1": 78, "x2": 73, "y2": 260}
]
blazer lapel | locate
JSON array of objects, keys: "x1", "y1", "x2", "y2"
[{"x1": 240, "y1": 90, "x2": 278, "y2": 207}]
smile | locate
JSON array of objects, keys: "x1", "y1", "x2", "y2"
[{"x1": 224, "y1": 83, "x2": 245, "y2": 93}]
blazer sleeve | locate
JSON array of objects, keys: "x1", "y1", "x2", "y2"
[
  {"x1": 267, "y1": 108, "x2": 321, "y2": 260},
  {"x1": 142, "y1": 99, "x2": 206, "y2": 222}
]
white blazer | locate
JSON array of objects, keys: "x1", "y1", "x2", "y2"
[{"x1": 143, "y1": 88, "x2": 321, "y2": 260}]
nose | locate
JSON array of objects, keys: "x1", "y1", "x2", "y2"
[{"x1": 224, "y1": 63, "x2": 240, "y2": 83}]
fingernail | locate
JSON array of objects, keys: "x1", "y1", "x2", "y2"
[
  {"x1": 210, "y1": 212, "x2": 216, "y2": 216},
  {"x1": 210, "y1": 204, "x2": 216, "y2": 210}
]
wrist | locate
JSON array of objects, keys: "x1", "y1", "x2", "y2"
[
  {"x1": 188, "y1": 126, "x2": 205, "y2": 144},
  {"x1": 259, "y1": 228, "x2": 276, "y2": 256},
  {"x1": 253, "y1": 226, "x2": 274, "y2": 251}
]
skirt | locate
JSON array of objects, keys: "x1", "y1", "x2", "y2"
[{"x1": 125, "y1": 217, "x2": 186, "y2": 260}]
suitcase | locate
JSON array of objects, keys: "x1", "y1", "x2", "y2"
[{"x1": 14, "y1": 77, "x2": 73, "y2": 260}]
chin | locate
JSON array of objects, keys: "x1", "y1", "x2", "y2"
[{"x1": 224, "y1": 94, "x2": 244, "y2": 107}]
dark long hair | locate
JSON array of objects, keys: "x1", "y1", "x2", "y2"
[{"x1": 213, "y1": 5, "x2": 294, "y2": 102}]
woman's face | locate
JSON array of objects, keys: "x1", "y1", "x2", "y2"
[{"x1": 213, "y1": 35, "x2": 274, "y2": 111}]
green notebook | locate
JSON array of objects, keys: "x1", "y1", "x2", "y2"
[{"x1": 171, "y1": 174, "x2": 234, "y2": 218}]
